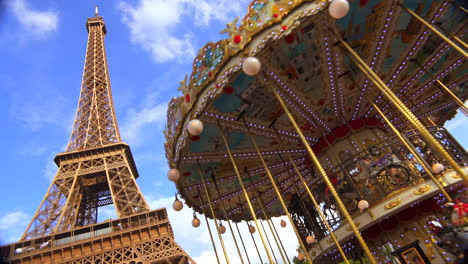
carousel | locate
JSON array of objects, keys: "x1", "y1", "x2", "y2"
[{"x1": 163, "y1": 0, "x2": 468, "y2": 263}]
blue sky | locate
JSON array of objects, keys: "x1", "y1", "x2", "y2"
[{"x1": 0, "y1": 0, "x2": 466, "y2": 263}]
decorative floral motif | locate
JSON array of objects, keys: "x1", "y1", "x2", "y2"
[{"x1": 190, "y1": 41, "x2": 225, "y2": 88}]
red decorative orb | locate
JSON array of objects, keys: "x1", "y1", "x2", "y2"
[
  {"x1": 234, "y1": 35, "x2": 242, "y2": 44},
  {"x1": 185, "y1": 94, "x2": 190, "y2": 103},
  {"x1": 282, "y1": 25, "x2": 288, "y2": 30},
  {"x1": 273, "y1": 13, "x2": 279, "y2": 18}
]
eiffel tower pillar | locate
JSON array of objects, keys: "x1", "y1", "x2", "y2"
[{"x1": 0, "y1": 8, "x2": 194, "y2": 264}]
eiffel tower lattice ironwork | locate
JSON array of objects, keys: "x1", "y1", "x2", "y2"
[{"x1": 0, "y1": 9, "x2": 195, "y2": 264}]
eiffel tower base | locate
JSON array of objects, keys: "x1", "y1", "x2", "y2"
[{"x1": 0, "y1": 209, "x2": 195, "y2": 264}]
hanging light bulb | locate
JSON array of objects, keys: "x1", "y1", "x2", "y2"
[
  {"x1": 192, "y1": 213, "x2": 201, "y2": 228},
  {"x1": 358, "y1": 200, "x2": 369, "y2": 212},
  {"x1": 173, "y1": 195, "x2": 183, "y2": 211},
  {"x1": 187, "y1": 119, "x2": 204, "y2": 135},
  {"x1": 249, "y1": 224, "x2": 256, "y2": 233},
  {"x1": 167, "y1": 168, "x2": 180, "y2": 182},
  {"x1": 218, "y1": 223, "x2": 226, "y2": 234},
  {"x1": 432, "y1": 163, "x2": 445, "y2": 174},
  {"x1": 306, "y1": 235, "x2": 316, "y2": 244},
  {"x1": 280, "y1": 219, "x2": 287, "y2": 228},
  {"x1": 242, "y1": 57, "x2": 261, "y2": 76},
  {"x1": 328, "y1": 0, "x2": 350, "y2": 19},
  {"x1": 297, "y1": 252, "x2": 305, "y2": 261}
]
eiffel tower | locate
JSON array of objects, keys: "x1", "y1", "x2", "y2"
[{"x1": 0, "y1": 8, "x2": 194, "y2": 264}]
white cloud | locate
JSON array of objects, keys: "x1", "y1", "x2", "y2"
[
  {"x1": 117, "y1": 0, "x2": 248, "y2": 63},
  {"x1": 0, "y1": 210, "x2": 30, "y2": 244},
  {"x1": 7, "y1": 0, "x2": 58, "y2": 37},
  {"x1": 120, "y1": 102, "x2": 167, "y2": 145},
  {"x1": 144, "y1": 194, "x2": 299, "y2": 264}
]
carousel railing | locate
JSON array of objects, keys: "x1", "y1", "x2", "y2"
[{"x1": 289, "y1": 126, "x2": 467, "y2": 241}]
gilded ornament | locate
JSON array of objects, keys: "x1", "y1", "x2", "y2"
[
  {"x1": 384, "y1": 198, "x2": 401, "y2": 210},
  {"x1": 413, "y1": 185, "x2": 431, "y2": 195}
]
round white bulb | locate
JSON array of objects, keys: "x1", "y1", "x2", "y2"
[
  {"x1": 192, "y1": 217, "x2": 201, "y2": 228},
  {"x1": 306, "y1": 235, "x2": 316, "y2": 244},
  {"x1": 187, "y1": 119, "x2": 203, "y2": 135},
  {"x1": 249, "y1": 225, "x2": 256, "y2": 233},
  {"x1": 242, "y1": 57, "x2": 261, "y2": 76},
  {"x1": 167, "y1": 168, "x2": 180, "y2": 182},
  {"x1": 280, "y1": 219, "x2": 287, "y2": 228},
  {"x1": 173, "y1": 200, "x2": 183, "y2": 211},
  {"x1": 432, "y1": 163, "x2": 445, "y2": 174},
  {"x1": 328, "y1": 0, "x2": 350, "y2": 19},
  {"x1": 358, "y1": 200, "x2": 369, "y2": 211},
  {"x1": 218, "y1": 224, "x2": 226, "y2": 234},
  {"x1": 297, "y1": 253, "x2": 305, "y2": 261}
]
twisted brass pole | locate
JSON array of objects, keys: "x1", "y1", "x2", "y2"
[
  {"x1": 365, "y1": 96, "x2": 453, "y2": 202},
  {"x1": 245, "y1": 131, "x2": 313, "y2": 262},
  {"x1": 398, "y1": 2, "x2": 467, "y2": 58},
  {"x1": 196, "y1": 188, "x2": 221, "y2": 264},
  {"x1": 234, "y1": 221, "x2": 252, "y2": 264},
  {"x1": 220, "y1": 128, "x2": 275, "y2": 263},
  {"x1": 199, "y1": 165, "x2": 231, "y2": 264},
  {"x1": 246, "y1": 171, "x2": 290, "y2": 264},
  {"x1": 267, "y1": 79, "x2": 377, "y2": 263},
  {"x1": 411, "y1": 59, "x2": 467, "y2": 116},
  {"x1": 286, "y1": 153, "x2": 350, "y2": 264},
  {"x1": 339, "y1": 39, "x2": 467, "y2": 183},
  {"x1": 197, "y1": 160, "x2": 245, "y2": 264}
]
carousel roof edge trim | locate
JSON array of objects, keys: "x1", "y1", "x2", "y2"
[{"x1": 164, "y1": 0, "x2": 329, "y2": 166}]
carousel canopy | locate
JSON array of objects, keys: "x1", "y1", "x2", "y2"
[{"x1": 164, "y1": 0, "x2": 467, "y2": 221}]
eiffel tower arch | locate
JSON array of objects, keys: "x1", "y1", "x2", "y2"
[{"x1": 0, "y1": 9, "x2": 194, "y2": 264}]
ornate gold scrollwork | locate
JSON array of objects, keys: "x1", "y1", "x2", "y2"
[
  {"x1": 384, "y1": 198, "x2": 401, "y2": 210},
  {"x1": 413, "y1": 185, "x2": 430, "y2": 195},
  {"x1": 453, "y1": 174, "x2": 461, "y2": 179}
]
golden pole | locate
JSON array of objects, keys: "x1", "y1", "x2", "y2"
[
  {"x1": 268, "y1": 217, "x2": 291, "y2": 261},
  {"x1": 246, "y1": 171, "x2": 290, "y2": 264},
  {"x1": 268, "y1": 83, "x2": 378, "y2": 264},
  {"x1": 197, "y1": 161, "x2": 245, "y2": 264},
  {"x1": 245, "y1": 131, "x2": 313, "y2": 262},
  {"x1": 398, "y1": 3, "x2": 467, "y2": 58},
  {"x1": 411, "y1": 59, "x2": 467, "y2": 116},
  {"x1": 434, "y1": 23, "x2": 468, "y2": 50},
  {"x1": 220, "y1": 129, "x2": 275, "y2": 263},
  {"x1": 259, "y1": 218, "x2": 279, "y2": 264},
  {"x1": 196, "y1": 188, "x2": 221, "y2": 264},
  {"x1": 199, "y1": 166, "x2": 231, "y2": 264},
  {"x1": 234, "y1": 221, "x2": 252, "y2": 264},
  {"x1": 365, "y1": 96, "x2": 453, "y2": 202},
  {"x1": 286, "y1": 153, "x2": 351, "y2": 264},
  {"x1": 339, "y1": 39, "x2": 468, "y2": 183},
  {"x1": 449, "y1": 0, "x2": 468, "y2": 13}
]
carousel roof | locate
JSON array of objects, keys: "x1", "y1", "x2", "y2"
[{"x1": 164, "y1": 0, "x2": 467, "y2": 221}]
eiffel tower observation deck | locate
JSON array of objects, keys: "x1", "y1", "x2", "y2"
[{"x1": 0, "y1": 8, "x2": 194, "y2": 264}]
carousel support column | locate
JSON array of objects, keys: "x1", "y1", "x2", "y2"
[
  {"x1": 197, "y1": 161, "x2": 245, "y2": 264},
  {"x1": 259, "y1": 218, "x2": 279, "y2": 264},
  {"x1": 243, "y1": 126, "x2": 313, "y2": 262},
  {"x1": 286, "y1": 153, "x2": 351, "y2": 264},
  {"x1": 365, "y1": 96, "x2": 453, "y2": 202},
  {"x1": 219, "y1": 128, "x2": 275, "y2": 263},
  {"x1": 246, "y1": 170, "x2": 290, "y2": 264},
  {"x1": 196, "y1": 188, "x2": 221, "y2": 264},
  {"x1": 234, "y1": 220, "x2": 252, "y2": 264},
  {"x1": 411, "y1": 59, "x2": 468, "y2": 116},
  {"x1": 397, "y1": 2, "x2": 467, "y2": 58},
  {"x1": 267, "y1": 78, "x2": 377, "y2": 264},
  {"x1": 339, "y1": 39, "x2": 468, "y2": 183},
  {"x1": 238, "y1": 199, "x2": 264, "y2": 264},
  {"x1": 198, "y1": 164, "x2": 231, "y2": 264}
]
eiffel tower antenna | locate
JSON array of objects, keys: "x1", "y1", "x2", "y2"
[{"x1": 1, "y1": 10, "x2": 194, "y2": 264}]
